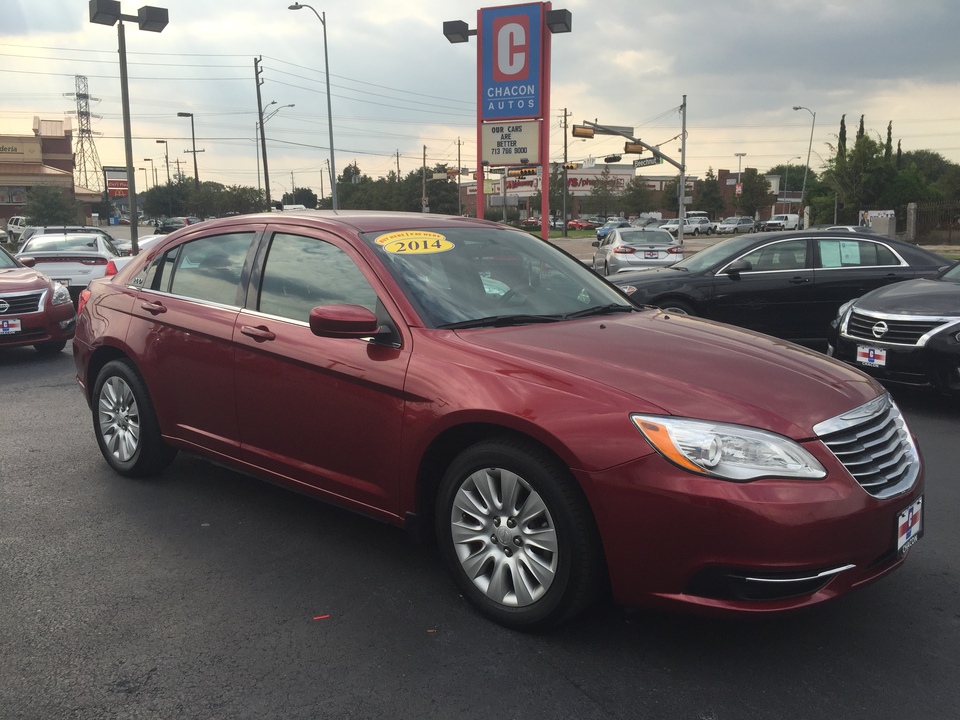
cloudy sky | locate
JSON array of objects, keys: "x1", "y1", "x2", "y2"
[{"x1": 2, "y1": 0, "x2": 959, "y2": 197}]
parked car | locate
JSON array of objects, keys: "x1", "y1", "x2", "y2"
[
  {"x1": 610, "y1": 230, "x2": 950, "y2": 348},
  {"x1": 686, "y1": 217, "x2": 716, "y2": 235},
  {"x1": 760, "y1": 214, "x2": 801, "y2": 231},
  {"x1": 716, "y1": 217, "x2": 756, "y2": 234},
  {"x1": 0, "y1": 244, "x2": 76, "y2": 355},
  {"x1": 521, "y1": 217, "x2": 540, "y2": 228},
  {"x1": 155, "y1": 216, "x2": 202, "y2": 234},
  {"x1": 16, "y1": 232, "x2": 123, "y2": 304},
  {"x1": 18, "y1": 225, "x2": 122, "y2": 252},
  {"x1": 111, "y1": 234, "x2": 165, "y2": 261},
  {"x1": 6, "y1": 216, "x2": 27, "y2": 242},
  {"x1": 73, "y1": 211, "x2": 924, "y2": 630},
  {"x1": 658, "y1": 217, "x2": 697, "y2": 236},
  {"x1": 567, "y1": 218, "x2": 596, "y2": 230},
  {"x1": 592, "y1": 227, "x2": 682, "y2": 275},
  {"x1": 629, "y1": 217, "x2": 661, "y2": 229},
  {"x1": 596, "y1": 219, "x2": 631, "y2": 241},
  {"x1": 828, "y1": 260, "x2": 960, "y2": 395}
]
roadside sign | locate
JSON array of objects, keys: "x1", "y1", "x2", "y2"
[
  {"x1": 480, "y1": 121, "x2": 541, "y2": 166},
  {"x1": 633, "y1": 156, "x2": 662, "y2": 168}
]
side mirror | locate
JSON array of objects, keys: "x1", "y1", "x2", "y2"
[
  {"x1": 592, "y1": 240, "x2": 600, "y2": 247},
  {"x1": 724, "y1": 259, "x2": 752, "y2": 277},
  {"x1": 18, "y1": 256, "x2": 36, "y2": 267},
  {"x1": 309, "y1": 304, "x2": 381, "y2": 339}
]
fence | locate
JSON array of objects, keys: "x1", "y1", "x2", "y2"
[{"x1": 915, "y1": 200, "x2": 960, "y2": 245}]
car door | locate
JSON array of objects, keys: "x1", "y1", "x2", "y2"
[
  {"x1": 811, "y1": 236, "x2": 915, "y2": 333},
  {"x1": 707, "y1": 238, "x2": 818, "y2": 339},
  {"x1": 124, "y1": 229, "x2": 261, "y2": 456},
  {"x1": 233, "y1": 228, "x2": 411, "y2": 517}
]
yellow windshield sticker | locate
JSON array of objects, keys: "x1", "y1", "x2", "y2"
[{"x1": 376, "y1": 231, "x2": 453, "y2": 254}]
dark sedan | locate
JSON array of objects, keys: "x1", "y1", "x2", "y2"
[
  {"x1": 611, "y1": 231, "x2": 951, "y2": 348},
  {"x1": 828, "y1": 260, "x2": 960, "y2": 395}
]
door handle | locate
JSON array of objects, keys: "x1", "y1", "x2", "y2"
[
  {"x1": 140, "y1": 301, "x2": 167, "y2": 314},
  {"x1": 788, "y1": 276, "x2": 810, "y2": 284},
  {"x1": 240, "y1": 325, "x2": 276, "y2": 342}
]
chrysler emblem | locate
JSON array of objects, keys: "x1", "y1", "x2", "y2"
[
  {"x1": 0, "y1": 299, "x2": 9, "y2": 313},
  {"x1": 871, "y1": 321, "x2": 889, "y2": 339}
]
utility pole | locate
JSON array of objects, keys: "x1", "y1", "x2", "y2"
[
  {"x1": 254, "y1": 57, "x2": 270, "y2": 211},
  {"x1": 678, "y1": 95, "x2": 687, "y2": 246},
  {"x1": 421, "y1": 145, "x2": 427, "y2": 213},
  {"x1": 561, "y1": 108, "x2": 571, "y2": 237},
  {"x1": 457, "y1": 137, "x2": 463, "y2": 216},
  {"x1": 396, "y1": 150, "x2": 401, "y2": 180}
]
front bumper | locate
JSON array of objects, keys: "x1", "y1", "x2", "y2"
[
  {"x1": 832, "y1": 333, "x2": 960, "y2": 395},
  {"x1": 576, "y1": 441, "x2": 923, "y2": 614},
  {"x1": 0, "y1": 302, "x2": 75, "y2": 350}
]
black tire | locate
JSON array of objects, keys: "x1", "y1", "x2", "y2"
[
  {"x1": 658, "y1": 299, "x2": 695, "y2": 316},
  {"x1": 34, "y1": 340, "x2": 66, "y2": 355},
  {"x1": 435, "y1": 437, "x2": 603, "y2": 630},
  {"x1": 92, "y1": 359, "x2": 177, "y2": 478},
  {"x1": 603, "y1": 261, "x2": 610, "y2": 276},
  {"x1": 692, "y1": 229, "x2": 700, "y2": 236}
]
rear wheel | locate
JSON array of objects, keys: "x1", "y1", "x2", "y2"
[
  {"x1": 92, "y1": 359, "x2": 177, "y2": 477},
  {"x1": 436, "y1": 438, "x2": 603, "y2": 630},
  {"x1": 603, "y1": 261, "x2": 610, "y2": 276}
]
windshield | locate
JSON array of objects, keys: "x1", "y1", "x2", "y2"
[
  {"x1": 618, "y1": 229, "x2": 675, "y2": 245},
  {"x1": 672, "y1": 234, "x2": 758, "y2": 273},
  {"x1": 0, "y1": 247, "x2": 17, "y2": 268},
  {"x1": 361, "y1": 226, "x2": 630, "y2": 328}
]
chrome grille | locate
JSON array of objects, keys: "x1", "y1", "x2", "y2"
[
  {"x1": 847, "y1": 310, "x2": 944, "y2": 346},
  {"x1": 813, "y1": 395, "x2": 920, "y2": 499},
  {"x1": 0, "y1": 291, "x2": 43, "y2": 314}
]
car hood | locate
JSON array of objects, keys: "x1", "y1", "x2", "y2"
[
  {"x1": 456, "y1": 310, "x2": 880, "y2": 439},
  {"x1": 0, "y1": 265, "x2": 51, "y2": 292},
  {"x1": 612, "y1": 266, "x2": 693, "y2": 286},
  {"x1": 855, "y1": 278, "x2": 960, "y2": 316}
]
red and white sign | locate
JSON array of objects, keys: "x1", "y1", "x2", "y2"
[{"x1": 492, "y1": 16, "x2": 529, "y2": 82}]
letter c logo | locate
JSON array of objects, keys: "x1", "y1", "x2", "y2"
[{"x1": 493, "y1": 16, "x2": 529, "y2": 82}]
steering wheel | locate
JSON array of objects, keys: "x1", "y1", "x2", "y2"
[{"x1": 498, "y1": 285, "x2": 534, "y2": 307}]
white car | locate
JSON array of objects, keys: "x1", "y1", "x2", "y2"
[
  {"x1": 686, "y1": 217, "x2": 716, "y2": 235},
  {"x1": 6, "y1": 216, "x2": 27, "y2": 242},
  {"x1": 658, "y1": 218, "x2": 696, "y2": 236},
  {"x1": 16, "y1": 232, "x2": 122, "y2": 303}
]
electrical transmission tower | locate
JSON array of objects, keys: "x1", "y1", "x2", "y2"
[{"x1": 69, "y1": 75, "x2": 104, "y2": 192}]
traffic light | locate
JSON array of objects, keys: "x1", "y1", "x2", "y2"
[
  {"x1": 562, "y1": 162, "x2": 580, "y2": 169},
  {"x1": 572, "y1": 124, "x2": 595, "y2": 139},
  {"x1": 603, "y1": 154, "x2": 622, "y2": 163},
  {"x1": 508, "y1": 167, "x2": 538, "y2": 177},
  {"x1": 624, "y1": 142, "x2": 644, "y2": 154}
]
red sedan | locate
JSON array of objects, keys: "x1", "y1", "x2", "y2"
[
  {"x1": 567, "y1": 218, "x2": 596, "y2": 230},
  {"x1": 72, "y1": 211, "x2": 924, "y2": 629}
]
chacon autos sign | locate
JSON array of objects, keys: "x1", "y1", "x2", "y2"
[{"x1": 479, "y1": 3, "x2": 543, "y2": 121}]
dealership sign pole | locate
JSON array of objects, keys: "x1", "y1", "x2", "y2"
[{"x1": 445, "y1": 4, "x2": 569, "y2": 235}]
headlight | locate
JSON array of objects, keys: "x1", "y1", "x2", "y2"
[
  {"x1": 835, "y1": 298, "x2": 857, "y2": 322},
  {"x1": 631, "y1": 414, "x2": 826, "y2": 481},
  {"x1": 51, "y1": 282, "x2": 72, "y2": 305}
]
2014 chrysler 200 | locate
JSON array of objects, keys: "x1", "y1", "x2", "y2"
[{"x1": 73, "y1": 211, "x2": 925, "y2": 630}]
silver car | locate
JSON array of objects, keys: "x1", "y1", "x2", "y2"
[{"x1": 592, "y1": 228, "x2": 683, "y2": 275}]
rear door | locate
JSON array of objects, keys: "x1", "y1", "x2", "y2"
[
  {"x1": 233, "y1": 227, "x2": 411, "y2": 518},
  {"x1": 125, "y1": 228, "x2": 261, "y2": 456}
]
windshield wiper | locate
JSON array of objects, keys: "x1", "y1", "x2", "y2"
[
  {"x1": 562, "y1": 304, "x2": 635, "y2": 320},
  {"x1": 438, "y1": 314, "x2": 562, "y2": 330}
]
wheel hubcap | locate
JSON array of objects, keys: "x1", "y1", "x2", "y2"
[
  {"x1": 450, "y1": 467, "x2": 558, "y2": 607},
  {"x1": 98, "y1": 376, "x2": 141, "y2": 463}
]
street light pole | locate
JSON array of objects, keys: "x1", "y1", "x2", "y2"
[
  {"x1": 155, "y1": 139, "x2": 170, "y2": 182},
  {"x1": 782, "y1": 155, "x2": 800, "y2": 205},
  {"x1": 256, "y1": 101, "x2": 294, "y2": 210},
  {"x1": 142, "y1": 157, "x2": 155, "y2": 187},
  {"x1": 794, "y1": 105, "x2": 816, "y2": 225},
  {"x1": 177, "y1": 111, "x2": 201, "y2": 191},
  {"x1": 288, "y1": 3, "x2": 338, "y2": 210},
  {"x1": 89, "y1": 0, "x2": 169, "y2": 255}
]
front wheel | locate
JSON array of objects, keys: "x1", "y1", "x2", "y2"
[
  {"x1": 92, "y1": 359, "x2": 177, "y2": 477},
  {"x1": 658, "y1": 299, "x2": 695, "y2": 316},
  {"x1": 435, "y1": 438, "x2": 603, "y2": 630}
]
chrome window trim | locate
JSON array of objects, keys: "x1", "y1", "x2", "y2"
[
  {"x1": 813, "y1": 237, "x2": 910, "y2": 269},
  {"x1": 718, "y1": 237, "x2": 812, "y2": 275}
]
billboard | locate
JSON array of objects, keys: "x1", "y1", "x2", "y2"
[
  {"x1": 479, "y1": 3, "x2": 543, "y2": 121},
  {"x1": 103, "y1": 166, "x2": 128, "y2": 198}
]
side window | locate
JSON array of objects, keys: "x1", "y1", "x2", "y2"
[
  {"x1": 818, "y1": 239, "x2": 897, "y2": 268},
  {"x1": 258, "y1": 232, "x2": 379, "y2": 322},
  {"x1": 166, "y1": 232, "x2": 254, "y2": 305},
  {"x1": 741, "y1": 240, "x2": 807, "y2": 272}
]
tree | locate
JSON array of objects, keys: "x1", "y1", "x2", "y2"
[
  {"x1": 737, "y1": 168, "x2": 775, "y2": 218},
  {"x1": 24, "y1": 185, "x2": 80, "y2": 225},
  {"x1": 581, "y1": 167, "x2": 620, "y2": 218},
  {"x1": 693, "y1": 168, "x2": 725, "y2": 217},
  {"x1": 620, "y1": 176, "x2": 655, "y2": 216}
]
